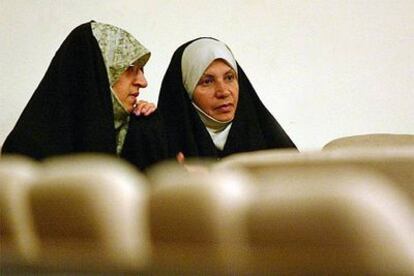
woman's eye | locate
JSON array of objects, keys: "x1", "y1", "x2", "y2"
[
  {"x1": 199, "y1": 77, "x2": 213, "y2": 86},
  {"x1": 225, "y1": 73, "x2": 236, "y2": 81},
  {"x1": 127, "y1": 65, "x2": 142, "y2": 75}
]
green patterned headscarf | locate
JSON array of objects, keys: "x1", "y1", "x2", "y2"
[
  {"x1": 91, "y1": 21, "x2": 150, "y2": 155},
  {"x1": 91, "y1": 21, "x2": 150, "y2": 86}
]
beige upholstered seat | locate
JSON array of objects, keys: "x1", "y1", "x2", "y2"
[
  {"x1": 323, "y1": 133, "x2": 414, "y2": 150},
  {"x1": 244, "y1": 167, "x2": 414, "y2": 274},
  {"x1": 28, "y1": 154, "x2": 150, "y2": 272},
  {"x1": 147, "y1": 161, "x2": 254, "y2": 274},
  {"x1": 217, "y1": 148, "x2": 414, "y2": 201},
  {"x1": 0, "y1": 155, "x2": 40, "y2": 268},
  {"x1": 216, "y1": 150, "x2": 414, "y2": 274}
]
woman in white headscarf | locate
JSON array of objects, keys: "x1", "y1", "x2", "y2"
[
  {"x1": 2, "y1": 21, "x2": 168, "y2": 170},
  {"x1": 158, "y1": 37, "x2": 296, "y2": 161}
]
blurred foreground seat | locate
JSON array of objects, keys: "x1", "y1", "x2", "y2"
[
  {"x1": 216, "y1": 150, "x2": 414, "y2": 274},
  {"x1": 217, "y1": 148, "x2": 414, "y2": 201},
  {"x1": 147, "y1": 161, "x2": 254, "y2": 274},
  {"x1": 3, "y1": 151, "x2": 414, "y2": 274},
  {"x1": 0, "y1": 155, "x2": 39, "y2": 268},
  {"x1": 27, "y1": 154, "x2": 151, "y2": 273},
  {"x1": 323, "y1": 133, "x2": 414, "y2": 150},
  {"x1": 244, "y1": 166, "x2": 414, "y2": 274}
]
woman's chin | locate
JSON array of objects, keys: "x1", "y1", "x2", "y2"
[
  {"x1": 125, "y1": 105, "x2": 134, "y2": 114},
  {"x1": 213, "y1": 113, "x2": 234, "y2": 122}
]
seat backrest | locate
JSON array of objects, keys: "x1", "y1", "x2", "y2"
[
  {"x1": 28, "y1": 154, "x2": 151, "y2": 272},
  {"x1": 0, "y1": 155, "x2": 40, "y2": 268},
  {"x1": 147, "y1": 161, "x2": 254, "y2": 274},
  {"x1": 244, "y1": 166, "x2": 414, "y2": 274},
  {"x1": 323, "y1": 133, "x2": 414, "y2": 150},
  {"x1": 217, "y1": 148, "x2": 414, "y2": 201}
]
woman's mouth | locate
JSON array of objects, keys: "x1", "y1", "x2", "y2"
[
  {"x1": 216, "y1": 103, "x2": 233, "y2": 113},
  {"x1": 130, "y1": 92, "x2": 139, "y2": 98}
]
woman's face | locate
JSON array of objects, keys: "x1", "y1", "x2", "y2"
[
  {"x1": 193, "y1": 59, "x2": 239, "y2": 122},
  {"x1": 112, "y1": 64, "x2": 148, "y2": 113}
]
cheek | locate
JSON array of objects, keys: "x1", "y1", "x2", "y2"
[
  {"x1": 233, "y1": 92, "x2": 239, "y2": 105},
  {"x1": 232, "y1": 85, "x2": 239, "y2": 101},
  {"x1": 193, "y1": 89, "x2": 214, "y2": 109},
  {"x1": 232, "y1": 83, "x2": 239, "y2": 94},
  {"x1": 113, "y1": 86, "x2": 125, "y2": 100},
  {"x1": 196, "y1": 98, "x2": 211, "y2": 112},
  {"x1": 113, "y1": 74, "x2": 134, "y2": 96}
]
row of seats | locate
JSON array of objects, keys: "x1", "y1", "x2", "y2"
[{"x1": 1, "y1": 144, "x2": 414, "y2": 274}]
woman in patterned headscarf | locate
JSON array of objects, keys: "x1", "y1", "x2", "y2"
[
  {"x1": 2, "y1": 21, "x2": 167, "y2": 170},
  {"x1": 158, "y1": 38, "x2": 296, "y2": 161}
]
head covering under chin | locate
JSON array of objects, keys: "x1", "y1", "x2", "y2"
[
  {"x1": 158, "y1": 37, "x2": 297, "y2": 160},
  {"x1": 181, "y1": 38, "x2": 238, "y2": 149},
  {"x1": 1, "y1": 21, "x2": 167, "y2": 170}
]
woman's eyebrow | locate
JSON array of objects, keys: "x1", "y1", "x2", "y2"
[
  {"x1": 200, "y1": 73, "x2": 214, "y2": 78},
  {"x1": 203, "y1": 69, "x2": 235, "y2": 77}
]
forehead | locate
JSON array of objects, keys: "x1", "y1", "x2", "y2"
[{"x1": 203, "y1": 59, "x2": 235, "y2": 75}]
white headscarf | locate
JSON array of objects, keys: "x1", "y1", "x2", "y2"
[
  {"x1": 181, "y1": 38, "x2": 238, "y2": 150},
  {"x1": 181, "y1": 38, "x2": 238, "y2": 98}
]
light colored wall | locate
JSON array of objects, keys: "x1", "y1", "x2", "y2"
[{"x1": 1, "y1": 0, "x2": 413, "y2": 151}]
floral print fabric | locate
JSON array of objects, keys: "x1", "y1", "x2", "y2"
[{"x1": 91, "y1": 21, "x2": 150, "y2": 86}]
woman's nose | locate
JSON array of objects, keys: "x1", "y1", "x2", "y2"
[
  {"x1": 215, "y1": 80, "x2": 230, "y2": 97},
  {"x1": 134, "y1": 69, "x2": 148, "y2": 88}
]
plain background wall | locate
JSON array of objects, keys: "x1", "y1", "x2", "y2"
[{"x1": 1, "y1": 0, "x2": 413, "y2": 151}]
